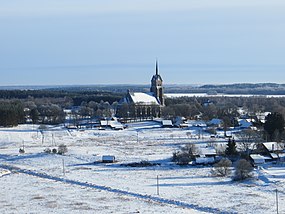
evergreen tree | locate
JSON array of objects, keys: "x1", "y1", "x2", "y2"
[
  {"x1": 225, "y1": 138, "x2": 238, "y2": 157},
  {"x1": 264, "y1": 112, "x2": 285, "y2": 141},
  {"x1": 30, "y1": 108, "x2": 39, "y2": 124}
]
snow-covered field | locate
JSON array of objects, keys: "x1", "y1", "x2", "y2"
[{"x1": 0, "y1": 123, "x2": 285, "y2": 213}]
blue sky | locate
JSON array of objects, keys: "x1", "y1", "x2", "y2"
[{"x1": 0, "y1": 0, "x2": 284, "y2": 86}]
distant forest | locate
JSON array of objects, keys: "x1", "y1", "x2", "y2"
[
  {"x1": 166, "y1": 83, "x2": 285, "y2": 95},
  {"x1": 0, "y1": 83, "x2": 285, "y2": 97},
  {"x1": 1, "y1": 83, "x2": 284, "y2": 95}
]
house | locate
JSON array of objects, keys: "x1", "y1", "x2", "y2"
[
  {"x1": 195, "y1": 157, "x2": 215, "y2": 165},
  {"x1": 161, "y1": 120, "x2": 173, "y2": 128},
  {"x1": 100, "y1": 120, "x2": 108, "y2": 127},
  {"x1": 203, "y1": 100, "x2": 214, "y2": 107},
  {"x1": 198, "y1": 147, "x2": 217, "y2": 158},
  {"x1": 262, "y1": 142, "x2": 284, "y2": 161},
  {"x1": 188, "y1": 120, "x2": 207, "y2": 127},
  {"x1": 262, "y1": 142, "x2": 283, "y2": 153},
  {"x1": 102, "y1": 155, "x2": 116, "y2": 163},
  {"x1": 99, "y1": 119, "x2": 124, "y2": 130},
  {"x1": 250, "y1": 154, "x2": 267, "y2": 165},
  {"x1": 174, "y1": 117, "x2": 188, "y2": 128},
  {"x1": 208, "y1": 118, "x2": 222, "y2": 127},
  {"x1": 237, "y1": 107, "x2": 247, "y2": 116},
  {"x1": 256, "y1": 112, "x2": 271, "y2": 123},
  {"x1": 194, "y1": 146, "x2": 217, "y2": 165},
  {"x1": 255, "y1": 142, "x2": 285, "y2": 162},
  {"x1": 238, "y1": 119, "x2": 253, "y2": 129},
  {"x1": 109, "y1": 121, "x2": 124, "y2": 130}
]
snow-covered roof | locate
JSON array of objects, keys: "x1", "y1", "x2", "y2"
[
  {"x1": 162, "y1": 120, "x2": 173, "y2": 126},
  {"x1": 209, "y1": 119, "x2": 222, "y2": 125},
  {"x1": 238, "y1": 119, "x2": 252, "y2": 128},
  {"x1": 188, "y1": 120, "x2": 207, "y2": 127},
  {"x1": 270, "y1": 153, "x2": 279, "y2": 159},
  {"x1": 263, "y1": 142, "x2": 283, "y2": 152},
  {"x1": 100, "y1": 120, "x2": 108, "y2": 126},
  {"x1": 195, "y1": 157, "x2": 215, "y2": 164},
  {"x1": 250, "y1": 154, "x2": 267, "y2": 164},
  {"x1": 278, "y1": 153, "x2": 285, "y2": 157},
  {"x1": 109, "y1": 121, "x2": 124, "y2": 129},
  {"x1": 198, "y1": 147, "x2": 217, "y2": 156},
  {"x1": 174, "y1": 117, "x2": 188, "y2": 127},
  {"x1": 129, "y1": 92, "x2": 159, "y2": 105}
]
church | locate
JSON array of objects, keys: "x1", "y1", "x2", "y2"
[{"x1": 117, "y1": 61, "x2": 165, "y2": 120}]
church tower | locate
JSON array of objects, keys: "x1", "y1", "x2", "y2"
[{"x1": 150, "y1": 60, "x2": 165, "y2": 106}]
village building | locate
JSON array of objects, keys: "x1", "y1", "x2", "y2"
[
  {"x1": 251, "y1": 142, "x2": 285, "y2": 165},
  {"x1": 174, "y1": 117, "x2": 188, "y2": 128},
  {"x1": 161, "y1": 119, "x2": 173, "y2": 128},
  {"x1": 117, "y1": 61, "x2": 165, "y2": 120},
  {"x1": 194, "y1": 146, "x2": 217, "y2": 165}
]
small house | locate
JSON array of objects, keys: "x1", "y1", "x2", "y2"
[
  {"x1": 194, "y1": 146, "x2": 217, "y2": 165},
  {"x1": 102, "y1": 155, "x2": 116, "y2": 163},
  {"x1": 208, "y1": 118, "x2": 223, "y2": 127},
  {"x1": 195, "y1": 157, "x2": 215, "y2": 165},
  {"x1": 238, "y1": 119, "x2": 253, "y2": 129},
  {"x1": 109, "y1": 121, "x2": 124, "y2": 130},
  {"x1": 188, "y1": 120, "x2": 207, "y2": 128},
  {"x1": 256, "y1": 142, "x2": 284, "y2": 162},
  {"x1": 162, "y1": 120, "x2": 173, "y2": 128},
  {"x1": 262, "y1": 142, "x2": 283, "y2": 152},
  {"x1": 100, "y1": 120, "x2": 108, "y2": 127},
  {"x1": 198, "y1": 147, "x2": 217, "y2": 158},
  {"x1": 250, "y1": 154, "x2": 267, "y2": 165},
  {"x1": 174, "y1": 117, "x2": 188, "y2": 128}
]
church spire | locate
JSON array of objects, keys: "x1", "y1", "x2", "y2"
[{"x1": 155, "y1": 59, "x2": 159, "y2": 75}]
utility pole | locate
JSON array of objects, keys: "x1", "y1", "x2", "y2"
[
  {"x1": 276, "y1": 189, "x2": 279, "y2": 214},
  {"x1": 62, "y1": 159, "x2": 65, "y2": 176},
  {"x1": 52, "y1": 133, "x2": 55, "y2": 146},
  {"x1": 137, "y1": 131, "x2": 139, "y2": 143},
  {"x1": 41, "y1": 132, "x2": 44, "y2": 145},
  {"x1": 157, "y1": 175, "x2": 159, "y2": 195}
]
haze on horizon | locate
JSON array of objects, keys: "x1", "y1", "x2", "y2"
[{"x1": 0, "y1": 0, "x2": 284, "y2": 86}]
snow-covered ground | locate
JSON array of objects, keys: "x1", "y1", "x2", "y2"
[{"x1": 0, "y1": 123, "x2": 285, "y2": 213}]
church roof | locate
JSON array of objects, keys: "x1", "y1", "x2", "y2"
[{"x1": 129, "y1": 92, "x2": 159, "y2": 105}]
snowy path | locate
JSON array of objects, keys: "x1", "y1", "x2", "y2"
[{"x1": 0, "y1": 163, "x2": 234, "y2": 214}]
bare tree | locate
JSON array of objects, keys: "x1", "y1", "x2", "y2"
[
  {"x1": 211, "y1": 158, "x2": 232, "y2": 177},
  {"x1": 235, "y1": 129, "x2": 263, "y2": 155}
]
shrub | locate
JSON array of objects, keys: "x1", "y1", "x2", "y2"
[
  {"x1": 44, "y1": 148, "x2": 51, "y2": 153},
  {"x1": 172, "y1": 143, "x2": 197, "y2": 165},
  {"x1": 58, "y1": 144, "x2": 68, "y2": 155},
  {"x1": 172, "y1": 151, "x2": 191, "y2": 165},
  {"x1": 233, "y1": 159, "x2": 253, "y2": 181},
  {"x1": 121, "y1": 161, "x2": 160, "y2": 167},
  {"x1": 211, "y1": 158, "x2": 232, "y2": 177},
  {"x1": 52, "y1": 148, "x2": 57, "y2": 154}
]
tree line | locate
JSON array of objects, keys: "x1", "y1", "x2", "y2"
[
  {"x1": 0, "y1": 89, "x2": 122, "y2": 127},
  {"x1": 0, "y1": 90, "x2": 285, "y2": 141}
]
